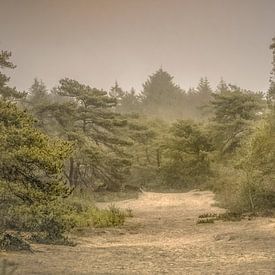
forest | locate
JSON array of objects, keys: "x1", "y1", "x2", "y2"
[{"x1": 0, "y1": 36, "x2": 275, "y2": 272}]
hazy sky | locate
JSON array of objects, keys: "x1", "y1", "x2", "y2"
[{"x1": 0, "y1": 0, "x2": 275, "y2": 93}]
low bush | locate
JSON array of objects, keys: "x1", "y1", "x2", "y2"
[
  {"x1": 71, "y1": 200, "x2": 127, "y2": 228},
  {"x1": 1, "y1": 200, "x2": 76, "y2": 244},
  {"x1": 0, "y1": 233, "x2": 31, "y2": 251}
]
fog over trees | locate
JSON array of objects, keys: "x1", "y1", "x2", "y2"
[{"x1": 0, "y1": 2, "x2": 275, "y2": 273}]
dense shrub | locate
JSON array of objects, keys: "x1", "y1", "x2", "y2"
[
  {"x1": 161, "y1": 120, "x2": 213, "y2": 188},
  {"x1": 214, "y1": 112, "x2": 275, "y2": 213},
  {"x1": 68, "y1": 196, "x2": 127, "y2": 228}
]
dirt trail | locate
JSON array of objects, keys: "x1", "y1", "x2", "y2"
[{"x1": 2, "y1": 190, "x2": 275, "y2": 274}]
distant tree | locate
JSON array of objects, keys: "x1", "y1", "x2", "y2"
[
  {"x1": 109, "y1": 81, "x2": 125, "y2": 103},
  {"x1": 216, "y1": 79, "x2": 228, "y2": 93},
  {"x1": 26, "y1": 78, "x2": 51, "y2": 128},
  {"x1": 28, "y1": 78, "x2": 48, "y2": 105},
  {"x1": 267, "y1": 37, "x2": 275, "y2": 106},
  {"x1": 109, "y1": 83, "x2": 141, "y2": 114},
  {"x1": 119, "y1": 88, "x2": 141, "y2": 114},
  {"x1": 194, "y1": 77, "x2": 213, "y2": 118},
  {"x1": 183, "y1": 78, "x2": 213, "y2": 120},
  {"x1": 140, "y1": 68, "x2": 185, "y2": 120},
  {"x1": 196, "y1": 77, "x2": 212, "y2": 104}
]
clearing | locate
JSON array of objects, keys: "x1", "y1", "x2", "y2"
[{"x1": 1, "y1": 190, "x2": 275, "y2": 274}]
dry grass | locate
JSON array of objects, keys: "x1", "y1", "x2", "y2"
[{"x1": 1, "y1": 190, "x2": 275, "y2": 274}]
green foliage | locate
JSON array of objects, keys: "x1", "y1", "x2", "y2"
[
  {"x1": 161, "y1": 120, "x2": 213, "y2": 188},
  {"x1": 212, "y1": 110, "x2": 275, "y2": 214},
  {"x1": 124, "y1": 116, "x2": 169, "y2": 189},
  {"x1": 0, "y1": 99, "x2": 76, "y2": 242},
  {"x1": 26, "y1": 78, "x2": 52, "y2": 129},
  {"x1": 140, "y1": 68, "x2": 186, "y2": 120},
  {"x1": 35, "y1": 78, "x2": 132, "y2": 191},
  {"x1": 267, "y1": 37, "x2": 275, "y2": 107},
  {"x1": 6, "y1": 201, "x2": 75, "y2": 244},
  {"x1": 0, "y1": 100, "x2": 73, "y2": 204},
  {"x1": 193, "y1": 77, "x2": 213, "y2": 119},
  {"x1": 209, "y1": 85, "x2": 264, "y2": 155},
  {"x1": 68, "y1": 197, "x2": 127, "y2": 228},
  {"x1": 1, "y1": 37, "x2": 275, "y2": 243},
  {"x1": 234, "y1": 112, "x2": 275, "y2": 211},
  {"x1": 91, "y1": 204, "x2": 126, "y2": 227},
  {"x1": 0, "y1": 51, "x2": 26, "y2": 101}
]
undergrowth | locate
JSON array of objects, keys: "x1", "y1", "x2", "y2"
[{"x1": 0, "y1": 193, "x2": 133, "y2": 249}]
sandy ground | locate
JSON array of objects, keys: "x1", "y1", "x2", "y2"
[{"x1": 1, "y1": 190, "x2": 275, "y2": 274}]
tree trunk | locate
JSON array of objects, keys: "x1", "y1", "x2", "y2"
[
  {"x1": 156, "y1": 148, "x2": 161, "y2": 168},
  {"x1": 248, "y1": 186, "x2": 255, "y2": 212},
  {"x1": 145, "y1": 147, "x2": 150, "y2": 164},
  {"x1": 69, "y1": 157, "x2": 75, "y2": 186}
]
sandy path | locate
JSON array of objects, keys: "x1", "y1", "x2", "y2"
[{"x1": 1, "y1": 190, "x2": 275, "y2": 274}]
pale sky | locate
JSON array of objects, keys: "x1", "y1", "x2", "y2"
[{"x1": 0, "y1": 0, "x2": 275, "y2": 93}]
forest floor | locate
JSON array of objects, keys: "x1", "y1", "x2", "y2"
[{"x1": 1, "y1": 190, "x2": 275, "y2": 274}]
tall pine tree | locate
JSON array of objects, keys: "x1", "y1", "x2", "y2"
[
  {"x1": 39, "y1": 78, "x2": 132, "y2": 191},
  {"x1": 140, "y1": 68, "x2": 185, "y2": 120}
]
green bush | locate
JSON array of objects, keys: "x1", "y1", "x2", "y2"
[
  {"x1": 161, "y1": 120, "x2": 213, "y2": 188},
  {"x1": 71, "y1": 202, "x2": 126, "y2": 228},
  {"x1": 2, "y1": 200, "x2": 76, "y2": 243},
  {"x1": 213, "y1": 113, "x2": 275, "y2": 214}
]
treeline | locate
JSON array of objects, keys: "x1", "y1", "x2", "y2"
[
  {"x1": 111, "y1": 71, "x2": 215, "y2": 121},
  {"x1": 0, "y1": 37, "x2": 275, "y2": 246}
]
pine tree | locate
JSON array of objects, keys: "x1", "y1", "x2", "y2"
[
  {"x1": 26, "y1": 78, "x2": 51, "y2": 129},
  {"x1": 161, "y1": 120, "x2": 213, "y2": 187},
  {"x1": 109, "y1": 81, "x2": 125, "y2": 103},
  {"x1": 216, "y1": 78, "x2": 228, "y2": 93},
  {"x1": 28, "y1": 78, "x2": 48, "y2": 105},
  {"x1": 195, "y1": 77, "x2": 213, "y2": 114},
  {"x1": 209, "y1": 85, "x2": 264, "y2": 155},
  {"x1": 267, "y1": 37, "x2": 275, "y2": 106},
  {"x1": 119, "y1": 88, "x2": 141, "y2": 114},
  {"x1": 140, "y1": 68, "x2": 185, "y2": 120},
  {"x1": 0, "y1": 100, "x2": 72, "y2": 203},
  {"x1": 39, "y1": 78, "x2": 132, "y2": 191},
  {"x1": 0, "y1": 51, "x2": 26, "y2": 101}
]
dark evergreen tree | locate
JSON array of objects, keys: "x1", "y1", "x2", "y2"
[
  {"x1": 140, "y1": 68, "x2": 185, "y2": 120},
  {"x1": 161, "y1": 120, "x2": 213, "y2": 187},
  {"x1": 0, "y1": 100, "x2": 72, "y2": 203},
  {"x1": 194, "y1": 77, "x2": 213, "y2": 118}
]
